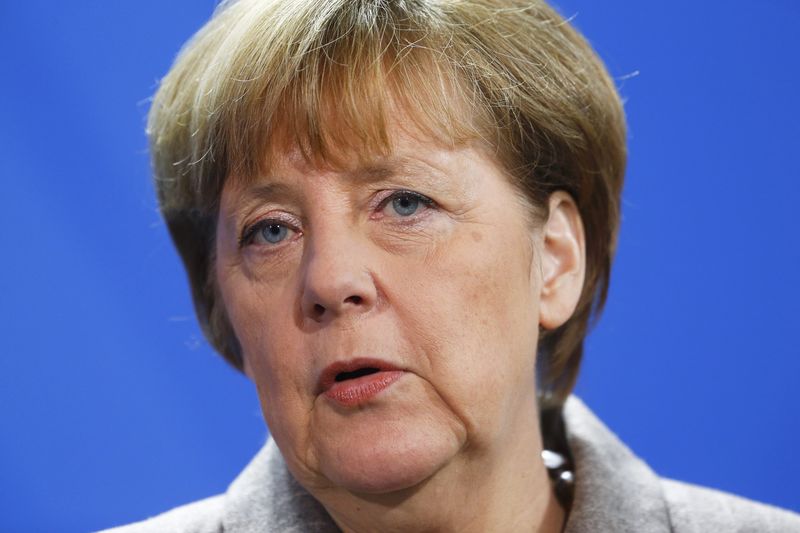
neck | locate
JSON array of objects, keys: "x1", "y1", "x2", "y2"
[{"x1": 315, "y1": 403, "x2": 565, "y2": 533}]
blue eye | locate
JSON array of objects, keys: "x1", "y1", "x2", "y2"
[
  {"x1": 392, "y1": 194, "x2": 420, "y2": 216},
  {"x1": 382, "y1": 191, "x2": 434, "y2": 218},
  {"x1": 240, "y1": 219, "x2": 296, "y2": 248},
  {"x1": 260, "y1": 223, "x2": 288, "y2": 244}
]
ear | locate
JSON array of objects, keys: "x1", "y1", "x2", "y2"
[{"x1": 538, "y1": 191, "x2": 586, "y2": 330}]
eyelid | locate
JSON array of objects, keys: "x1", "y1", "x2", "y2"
[{"x1": 374, "y1": 189, "x2": 436, "y2": 214}]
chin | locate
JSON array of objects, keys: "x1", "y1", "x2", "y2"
[
  {"x1": 308, "y1": 383, "x2": 465, "y2": 494},
  {"x1": 315, "y1": 421, "x2": 460, "y2": 494}
]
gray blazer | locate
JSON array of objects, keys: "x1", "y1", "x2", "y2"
[{"x1": 102, "y1": 398, "x2": 800, "y2": 532}]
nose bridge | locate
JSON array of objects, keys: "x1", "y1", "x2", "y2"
[{"x1": 300, "y1": 216, "x2": 377, "y2": 322}]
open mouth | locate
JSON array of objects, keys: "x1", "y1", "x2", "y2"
[
  {"x1": 334, "y1": 367, "x2": 380, "y2": 382},
  {"x1": 317, "y1": 358, "x2": 404, "y2": 406}
]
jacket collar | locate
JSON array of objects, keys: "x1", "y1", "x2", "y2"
[
  {"x1": 221, "y1": 397, "x2": 672, "y2": 532},
  {"x1": 222, "y1": 439, "x2": 337, "y2": 533},
  {"x1": 563, "y1": 397, "x2": 672, "y2": 532}
]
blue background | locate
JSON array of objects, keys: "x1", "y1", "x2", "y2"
[{"x1": 1, "y1": 1, "x2": 798, "y2": 531}]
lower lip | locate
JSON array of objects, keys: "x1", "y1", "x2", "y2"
[{"x1": 323, "y1": 370, "x2": 404, "y2": 407}]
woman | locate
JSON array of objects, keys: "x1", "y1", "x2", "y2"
[{"x1": 106, "y1": 0, "x2": 799, "y2": 531}]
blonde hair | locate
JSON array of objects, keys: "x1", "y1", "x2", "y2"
[{"x1": 148, "y1": 0, "x2": 626, "y2": 408}]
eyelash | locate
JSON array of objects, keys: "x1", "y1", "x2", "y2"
[
  {"x1": 238, "y1": 190, "x2": 437, "y2": 249},
  {"x1": 374, "y1": 190, "x2": 436, "y2": 218}
]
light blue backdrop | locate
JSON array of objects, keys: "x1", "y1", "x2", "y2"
[{"x1": 1, "y1": 1, "x2": 798, "y2": 531}]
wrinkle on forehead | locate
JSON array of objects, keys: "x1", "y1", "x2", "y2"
[{"x1": 231, "y1": 141, "x2": 487, "y2": 208}]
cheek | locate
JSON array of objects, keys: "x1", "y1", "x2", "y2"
[
  {"x1": 388, "y1": 226, "x2": 540, "y2": 427},
  {"x1": 449, "y1": 244, "x2": 537, "y2": 373},
  {"x1": 216, "y1": 268, "x2": 312, "y2": 433}
]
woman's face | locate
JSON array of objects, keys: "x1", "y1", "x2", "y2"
[{"x1": 215, "y1": 125, "x2": 576, "y2": 496}]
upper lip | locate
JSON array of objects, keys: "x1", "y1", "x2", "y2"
[{"x1": 316, "y1": 358, "x2": 402, "y2": 394}]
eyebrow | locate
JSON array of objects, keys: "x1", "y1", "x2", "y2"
[
  {"x1": 349, "y1": 163, "x2": 395, "y2": 183},
  {"x1": 235, "y1": 181, "x2": 297, "y2": 207},
  {"x1": 234, "y1": 155, "x2": 451, "y2": 211},
  {"x1": 349, "y1": 157, "x2": 450, "y2": 190}
]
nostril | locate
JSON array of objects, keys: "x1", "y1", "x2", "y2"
[
  {"x1": 313, "y1": 303, "x2": 325, "y2": 316},
  {"x1": 344, "y1": 295, "x2": 363, "y2": 305}
]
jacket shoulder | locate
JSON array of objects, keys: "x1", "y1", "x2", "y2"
[
  {"x1": 98, "y1": 494, "x2": 225, "y2": 533},
  {"x1": 661, "y1": 478, "x2": 800, "y2": 533}
]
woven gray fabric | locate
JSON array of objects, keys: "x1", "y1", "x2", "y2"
[
  {"x1": 562, "y1": 398, "x2": 800, "y2": 533},
  {"x1": 101, "y1": 397, "x2": 800, "y2": 532}
]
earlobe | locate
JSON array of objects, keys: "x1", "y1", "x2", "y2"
[{"x1": 538, "y1": 192, "x2": 586, "y2": 330}]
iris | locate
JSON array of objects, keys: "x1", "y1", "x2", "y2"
[
  {"x1": 392, "y1": 194, "x2": 420, "y2": 216},
  {"x1": 261, "y1": 223, "x2": 288, "y2": 244}
]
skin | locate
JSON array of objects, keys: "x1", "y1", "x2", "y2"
[{"x1": 214, "y1": 124, "x2": 586, "y2": 532}]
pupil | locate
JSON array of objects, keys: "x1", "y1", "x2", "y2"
[{"x1": 393, "y1": 195, "x2": 419, "y2": 216}]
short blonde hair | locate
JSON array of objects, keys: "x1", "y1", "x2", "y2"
[{"x1": 148, "y1": 0, "x2": 626, "y2": 408}]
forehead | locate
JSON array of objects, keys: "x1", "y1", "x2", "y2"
[
  {"x1": 225, "y1": 133, "x2": 489, "y2": 203},
  {"x1": 227, "y1": 107, "x2": 495, "y2": 192}
]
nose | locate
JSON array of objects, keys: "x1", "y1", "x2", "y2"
[{"x1": 299, "y1": 229, "x2": 378, "y2": 323}]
